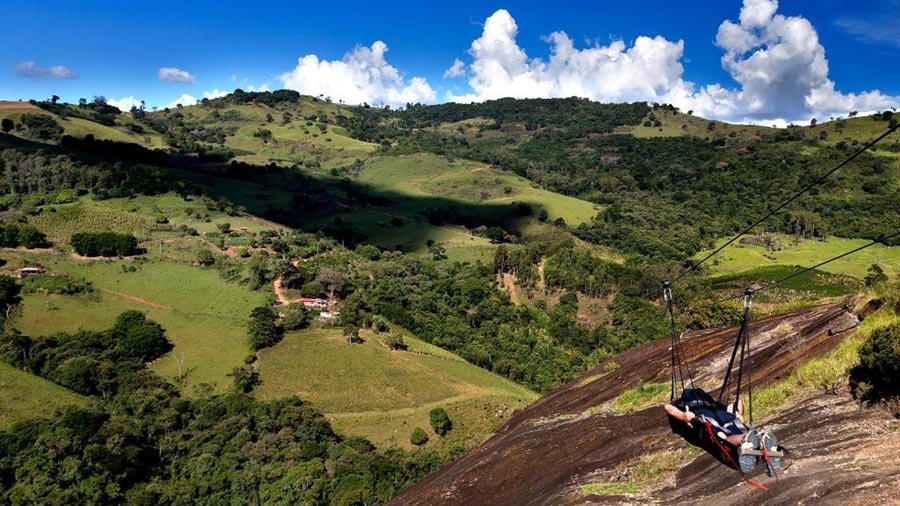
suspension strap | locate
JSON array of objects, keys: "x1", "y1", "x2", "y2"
[
  {"x1": 664, "y1": 280, "x2": 694, "y2": 400},
  {"x1": 718, "y1": 287, "x2": 754, "y2": 406}
]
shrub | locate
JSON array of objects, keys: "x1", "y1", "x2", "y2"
[
  {"x1": 385, "y1": 333, "x2": 407, "y2": 351},
  {"x1": 371, "y1": 315, "x2": 390, "y2": 333},
  {"x1": 282, "y1": 304, "x2": 311, "y2": 331},
  {"x1": 197, "y1": 249, "x2": 216, "y2": 266},
  {"x1": 21, "y1": 274, "x2": 93, "y2": 295},
  {"x1": 70, "y1": 232, "x2": 139, "y2": 257},
  {"x1": 21, "y1": 113, "x2": 64, "y2": 141},
  {"x1": 855, "y1": 323, "x2": 900, "y2": 399},
  {"x1": 229, "y1": 365, "x2": 261, "y2": 393},
  {"x1": 51, "y1": 356, "x2": 100, "y2": 395},
  {"x1": 410, "y1": 427, "x2": 429, "y2": 446},
  {"x1": 54, "y1": 189, "x2": 78, "y2": 204},
  {"x1": 429, "y1": 407, "x2": 452, "y2": 436}
]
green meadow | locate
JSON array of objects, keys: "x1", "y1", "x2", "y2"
[
  {"x1": 254, "y1": 327, "x2": 537, "y2": 449},
  {"x1": 6, "y1": 252, "x2": 267, "y2": 394},
  {"x1": 699, "y1": 234, "x2": 900, "y2": 279},
  {"x1": 0, "y1": 362, "x2": 88, "y2": 429}
]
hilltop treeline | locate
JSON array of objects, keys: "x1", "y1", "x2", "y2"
[{"x1": 0, "y1": 313, "x2": 443, "y2": 504}]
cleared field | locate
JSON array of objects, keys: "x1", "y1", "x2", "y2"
[
  {"x1": 0, "y1": 362, "x2": 87, "y2": 429},
  {"x1": 28, "y1": 193, "x2": 282, "y2": 246},
  {"x1": 699, "y1": 234, "x2": 900, "y2": 279},
  {"x1": 616, "y1": 109, "x2": 778, "y2": 140},
  {"x1": 357, "y1": 154, "x2": 599, "y2": 225},
  {"x1": 254, "y1": 327, "x2": 537, "y2": 449},
  {"x1": 6, "y1": 252, "x2": 267, "y2": 394}
]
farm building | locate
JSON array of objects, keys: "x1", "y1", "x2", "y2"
[
  {"x1": 15, "y1": 267, "x2": 45, "y2": 277},
  {"x1": 297, "y1": 298, "x2": 329, "y2": 309}
]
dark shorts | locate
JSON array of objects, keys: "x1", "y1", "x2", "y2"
[{"x1": 695, "y1": 407, "x2": 746, "y2": 437}]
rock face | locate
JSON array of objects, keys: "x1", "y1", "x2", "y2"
[{"x1": 392, "y1": 304, "x2": 900, "y2": 505}]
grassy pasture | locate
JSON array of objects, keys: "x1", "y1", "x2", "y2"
[
  {"x1": 356, "y1": 154, "x2": 598, "y2": 226},
  {"x1": 6, "y1": 252, "x2": 267, "y2": 394},
  {"x1": 28, "y1": 193, "x2": 282, "y2": 246},
  {"x1": 254, "y1": 327, "x2": 537, "y2": 449},
  {"x1": 699, "y1": 234, "x2": 900, "y2": 279},
  {"x1": 0, "y1": 362, "x2": 88, "y2": 429}
]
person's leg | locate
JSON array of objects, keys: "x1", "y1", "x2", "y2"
[{"x1": 725, "y1": 434, "x2": 743, "y2": 447}]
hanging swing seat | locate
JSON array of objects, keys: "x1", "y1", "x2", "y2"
[{"x1": 662, "y1": 282, "x2": 783, "y2": 488}]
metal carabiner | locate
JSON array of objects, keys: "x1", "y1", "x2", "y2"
[
  {"x1": 663, "y1": 279, "x2": 673, "y2": 303},
  {"x1": 743, "y1": 286, "x2": 754, "y2": 310}
]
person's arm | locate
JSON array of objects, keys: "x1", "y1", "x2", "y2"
[{"x1": 664, "y1": 403, "x2": 696, "y2": 425}]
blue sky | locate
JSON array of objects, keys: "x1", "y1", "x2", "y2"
[{"x1": 1, "y1": 0, "x2": 897, "y2": 123}]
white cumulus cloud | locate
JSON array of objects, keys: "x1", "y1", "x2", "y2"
[
  {"x1": 203, "y1": 89, "x2": 228, "y2": 99},
  {"x1": 164, "y1": 93, "x2": 198, "y2": 109},
  {"x1": 158, "y1": 67, "x2": 197, "y2": 84},
  {"x1": 448, "y1": 5, "x2": 898, "y2": 124},
  {"x1": 683, "y1": 0, "x2": 898, "y2": 124},
  {"x1": 279, "y1": 41, "x2": 436, "y2": 107},
  {"x1": 14, "y1": 61, "x2": 76, "y2": 81},
  {"x1": 444, "y1": 58, "x2": 466, "y2": 78},
  {"x1": 447, "y1": 9, "x2": 691, "y2": 105},
  {"x1": 107, "y1": 96, "x2": 143, "y2": 112}
]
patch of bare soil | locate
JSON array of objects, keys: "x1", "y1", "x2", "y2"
[
  {"x1": 0, "y1": 101, "x2": 38, "y2": 110},
  {"x1": 391, "y1": 304, "x2": 898, "y2": 505}
]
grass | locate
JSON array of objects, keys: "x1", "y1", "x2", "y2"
[
  {"x1": 579, "y1": 449, "x2": 696, "y2": 497},
  {"x1": 617, "y1": 109, "x2": 777, "y2": 140},
  {"x1": 700, "y1": 234, "x2": 900, "y2": 279},
  {"x1": 0, "y1": 362, "x2": 88, "y2": 429},
  {"x1": 29, "y1": 193, "x2": 283, "y2": 246},
  {"x1": 356, "y1": 154, "x2": 599, "y2": 226},
  {"x1": 611, "y1": 381, "x2": 670, "y2": 414},
  {"x1": 752, "y1": 298, "x2": 899, "y2": 420},
  {"x1": 6, "y1": 251, "x2": 267, "y2": 394},
  {"x1": 253, "y1": 327, "x2": 537, "y2": 449},
  {"x1": 0, "y1": 105, "x2": 166, "y2": 148}
]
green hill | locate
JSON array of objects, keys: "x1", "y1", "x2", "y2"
[
  {"x1": 0, "y1": 362, "x2": 87, "y2": 429},
  {"x1": 254, "y1": 327, "x2": 537, "y2": 449}
]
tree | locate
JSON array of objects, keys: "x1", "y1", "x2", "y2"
[
  {"x1": 247, "y1": 306, "x2": 283, "y2": 350},
  {"x1": 229, "y1": 365, "x2": 261, "y2": 393},
  {"x1": 115, "y1": 310, "x2": 170, "y2": 361},
  {"x1": 282, "y1": 304, "x2": 311, "y2": 331},
  {"x1": 0, "y1": 275, "x2": 21, "y2": 322},
  {"x1": 429, "y1": 407, "x2": 452, "y2": 436},
  {"x1": 50, "y1": 95, "x2": 60, "y2": 104},
  {"x1": 317, "y1": 268, "x2": 348, "y2": 301},
  {"x1": 1, "y1": 118, "x2": 13, "y2": 133},
  {"x1": 410, "y1": 427, "x2": 429, "y2": 446}
]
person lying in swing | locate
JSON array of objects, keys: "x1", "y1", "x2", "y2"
[{"x1": 664, "y1": 388, "x2": 747, "y2": 447}]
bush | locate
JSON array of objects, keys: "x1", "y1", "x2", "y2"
[
  {"x1": 21, "y1": 274, "x2": 93, "y2": 295},
  {"x1": 70, "y1": 232, "x2": 139, "y2": 257},
  {"x1": 429, "y1": 407, "x2": 452, "y2": 436},
  {"x1": 248, "y1": 306, "x2": 283, "y2": 350},
  {"x1": 0, "y1": 224, "x2": 50, "y2": 248},
  {"x1": 371, "y1": 315, "x2": 390, "y2": 333},
  {"x1": 197, "y1": 249, "x2": 216, "y2": 266},
  {"x1": 855, "y1": 323, "x2": 900, "y2": 399},
  {"x1": 282, "y1": 304, "x2": 311, "y2": 331},
  {"x1": 385, "y1": 333, "x2": 407, "y2": 351},
  {"x1": 21, "y1": 113, "x2": 64, "y2": 141},
  {"x1": 410, "y1": 427, "x2": 429, "y2": 446},
  {"x1": 54, "y1": 189, "x2": 78, "y2": 204},
  {"x1": 51, "y1": 356, "x2": 100, "y2": 395},
  {"x1": 229, "y1": 365, "x2": 261, "y2": 393}
]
